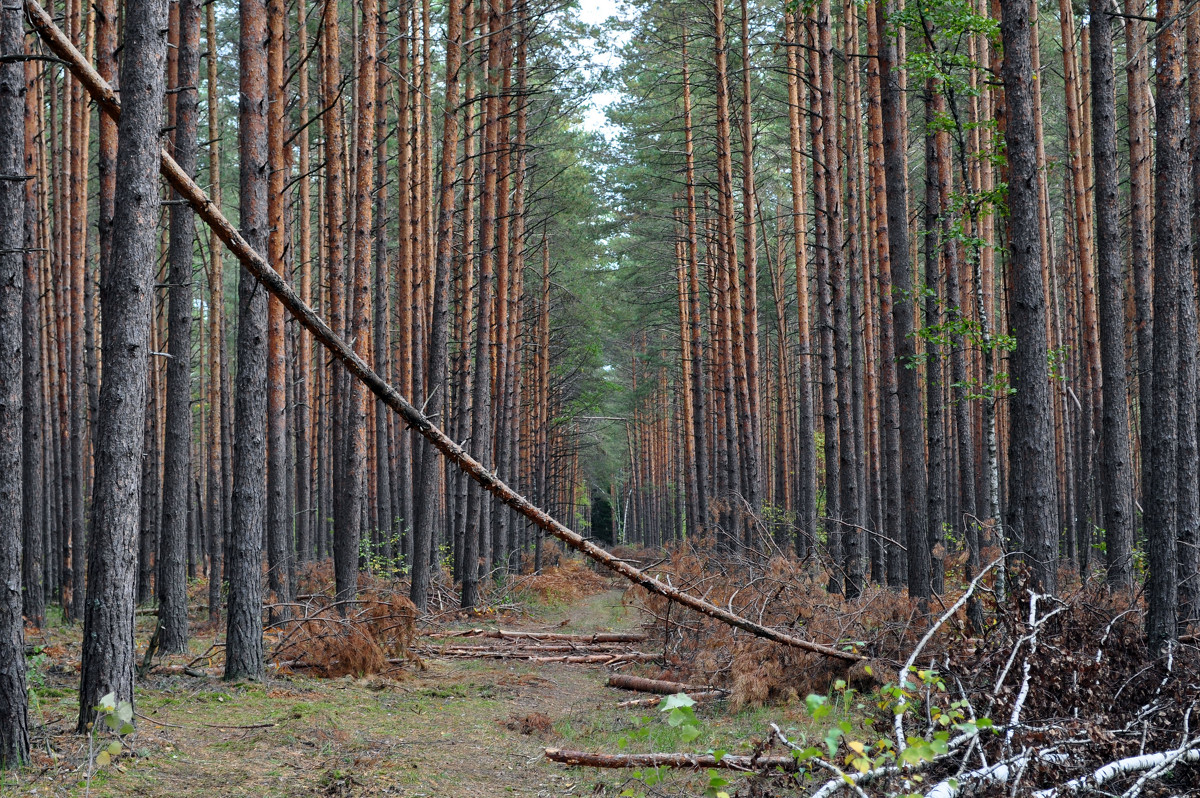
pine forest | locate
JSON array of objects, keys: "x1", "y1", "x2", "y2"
[{"x1": 1, "y1": 0, "x2": 1200, "y2": 793}]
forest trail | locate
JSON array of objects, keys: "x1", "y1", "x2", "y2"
[{"x1": 9, "y1": 587, "x2": 704, "y2": 797}]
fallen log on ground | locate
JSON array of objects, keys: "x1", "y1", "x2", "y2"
[
  {"x1": 615, "y1": 690, "x2": 725, "y2": 708},
  {"x1": 425, "y1": 643, "x2": 635, "y2": 654},
  {"x1": 426, "y1": 628, "x2": 648, "y2": 644},
  {"x1": 403, "y1": 650, "x2": 659, "y2": 664},
  {"x1": 544, "y1": 748, "x2": 797, "y2": 772},
  {"x1": 606, "y1": 674, "x2": 723, "y2": 695},
  {"x1": 27, "y1": 0, "x2": 859, "y2": 666}
]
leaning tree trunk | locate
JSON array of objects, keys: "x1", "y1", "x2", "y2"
[
  {"x1": 997, "y1": 0, "x2": 1058, "y2": 596},
  {"x1": 160, "y1": 0, "x2": 200, "y2": 654},
  {"x1": 225, "y1": 0, "x2": 270, "y2": 680},
  {"x1": 78, "y1": 0, "x2": 169, "y2": 728},
  {"x1": 0, "y1": 0, "x2": 28, "y2": 766}
]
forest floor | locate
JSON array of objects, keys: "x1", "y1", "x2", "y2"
[{"x1": 3, "y1": 578, "x2": 825, "y2": 797}]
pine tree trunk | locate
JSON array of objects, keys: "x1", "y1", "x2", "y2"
[
  {"x1": 682, "y1": 27, "x2": 710, "y2": 538},
  {"x1": 21, "y1": 52, "x2": 44, "y2": 631},
  {"x1": 866, "y1": 0, "x2": 904, "y2": 588},
  {"x1": 1145, "y1": 0, "x2": 1190, "y2": 651},
  {"x1": 1124, "y1": 0, "x2": 1152, "y2": 493},
  {"x1": 265, "y1": 0, "x2": 293, "y2": 617},
  {"x1": 1088, "y1": 0, "x2": 1135, "y2": 590},
  {"x1": 412, "y1": 0, "x2": 462, "y2": 608},
  {"x1": 160, "y1": 0, "x2": 200, "y2": 653},
  {"x1": 78, "y1": 0, "x2": 169, "y2": 726},
  {"x1": 997, "y1": 0, "x2": 1058, "y2": 596},
  {"x1": 0, "y1": 0, "x2": 29, "y2": 765},
  {"x1": 879, "y1": 0, "x2": 929, "y2": 599},
  {"x1": 226, "y1": 0, "x2": 270, "y2": 680}
]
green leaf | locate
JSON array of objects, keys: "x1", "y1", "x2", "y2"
[
  {"x1": 116, "y1": 701, "x2": 134, "y2": 724},
  {"x1": 96, "y1": 751, "x2": 111, "y2": 768},
  {"x1": 711, "y1": 749, "x2": 726, "y2": 764},
  {"x1": 106, "y1": 741, "x2": 122, "y2": 756},
  {"x1": 98, "y1": 692, "x2": 117, "y2": 712},
  {"x1": 679, "y1": 724, "x2": 702, "y2": 743},
  {"x1": 660, "y1": 693, "x2": 695, "y2": 712},
  {"x1": 104, "y1": 713, "x2": 121, "y2": 731},
  {"x1": 806, "y1": 694, "x2": 831, "y2": 721},
  {"x1": 119, "y1": 723, "x2": 134, "y2": 735}
]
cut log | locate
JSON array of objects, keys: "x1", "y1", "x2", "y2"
[
  {"x1": 426, "y1": 628, "x2": 648, "y2": 644},
  {"x1": 606, "y1": 674, "x2": 722, "y2": 695},
  {"x1": 544, "y1": 748, "x2": 797, "y2": 772},
  {"x1": 25, "y1": 0, "x2": 861, "y2": 665},
  {"x1": 425, "y1": 643, "x2": 634, "y2": 654},
  {"x1": 404, "y1": 650, "x2": 659, "y2": 664},
  {"x1": 616, "y1": 690, "x2": 725, "y2": 708}
]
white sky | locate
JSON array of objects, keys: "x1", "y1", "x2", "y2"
[{"x1": 575, "y1": 0, "x2": 627, "y2": 137}]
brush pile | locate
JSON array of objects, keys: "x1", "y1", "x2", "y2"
[
  {"x1": 267, "y1": 564, "x2": 418, "y2": 678},
  {"x1": 593, "y1": 541, "x2": 1200, "y2": 796}
]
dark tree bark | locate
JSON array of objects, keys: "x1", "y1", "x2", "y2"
[
  {"x1": 1088, "y1": 0, "x2": 1134, "y2": 590},
  {"x1": 1145, "y1": 0, "x2": 1190, "y2": 652},
  {"x1": 78, "y1": 0, "x2": 169, "y2": 729},
  {"x1": 225, "y1": 0, "x2": 270, "y2": 680},
  {"x1": 879, "y1": 0, "x2": 930, "y2": 599},
  {"x1": 160, "y1": 0, "x2": 201, "y2": 654},
  {"x1": 997, "y1": 0, "x2": 1058, "y2": 596},
  {"x1": 924, "y1": 82, "x2": 946, "y2": 596},
  {"x1": 1184, "y1": 5, "x2": 1200, "y2": 630},
  {"x1": 0, "y1": 0, "x2": 28, "y2": 766},
  {"x1": 413, "y1": 0, "x2": 462, "y2": 609},
  {"x1": 463, "y1": 0, "x2": 502, "y2": 610}
]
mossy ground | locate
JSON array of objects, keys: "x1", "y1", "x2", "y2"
[{"x1": 3, "y1": 583, "x2": 839, "y2": 797}]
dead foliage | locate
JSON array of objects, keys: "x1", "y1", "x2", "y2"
[
  {"x1": 620, "y1": 540, "x2": 1199, "y2": 794},
  {"x1": 630, "y1": 539, "x2": 916, "y2": 707},
  {"x1": 270, "y1": 563, "x2": 418, "y2": 678},
  {"x1": 515, "y1": 557, "x2": 612, "y2": 604},
  {"x1": 502, "y1": 711, "x2": 553, "y2": 736}
]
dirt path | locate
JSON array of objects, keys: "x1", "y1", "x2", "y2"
[{"x1": 4, "y1": 588, "x2": 690, "y2": 797}]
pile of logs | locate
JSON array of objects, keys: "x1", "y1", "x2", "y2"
[{"x1": 412, "y1": 628, "x2": 656, "y2": 665}]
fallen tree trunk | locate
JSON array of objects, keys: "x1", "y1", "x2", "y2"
[
  {"x1": 616, "y1": 690, "x2": 725, "y2": 708},
  {"x1": 405, "y1": 650, "x2": 659, "y2": 664},
  {"x1": 544, "y1": 748, "x2": 796, "y2": 772},
  {"x1": 426, "y1": 628, "x2": 648, "y2": 644},
  {"x1": 606, "y1": 674, "x2": 721, "y2": 695},
  {"x1": 26, "y1": 0, "x2": 860, "y2": 666},
  {"x1": 424, "y1": 643, "x2": 634, "y2": 654}
]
